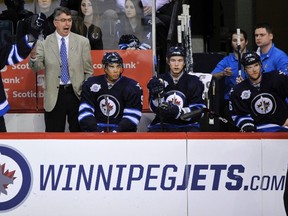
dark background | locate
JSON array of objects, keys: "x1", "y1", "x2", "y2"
[{"x1": 189, "y1": 0, "x2": 288, "y2": 54}]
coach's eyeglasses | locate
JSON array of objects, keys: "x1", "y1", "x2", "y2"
[{"x1": 55, "y1": 18, "x2": 72, "y2": 23}]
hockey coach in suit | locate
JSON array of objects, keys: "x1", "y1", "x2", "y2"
[{"x1": 29, "y1": 6, "x2": 93, "y2": 132}]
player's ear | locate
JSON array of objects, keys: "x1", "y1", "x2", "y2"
[{"x1": 103, "y1": 66, "x2": 108, "y2": 74}]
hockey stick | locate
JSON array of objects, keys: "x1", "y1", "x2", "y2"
[
  {"x1": 166, "y1": 0, "x2": 181, "y2": 51},
  {"x1": 178, "y1": 3, "x2": 193, "y2": 72},
  {"x1": 237, "y1": 28, "x2": 242, "y2": 77},
  {"x1": 180, "y1": 107, "x2": 240, "y2": 131},
  {"x1": 105, "y1": 95, "x2": 110, "y2": 132},
  {"x1": 34, "y1": 18, "x2": 45, "y2": 112},
  {"x1": 151, "y1": 0, "x2": 164, "y2": 131}
]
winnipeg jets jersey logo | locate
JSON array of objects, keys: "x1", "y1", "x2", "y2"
[
  {"x1": 165, "y1": 90, "x2": 186, "y2": 107},
  {"x1": 90, "y1": 84, "x2": 101, "y2": 92},
  {"x1": 98, "y1": 94, "x2": 120, "y2": 117},
  {"x1": 240, "y1": 90, "x2": 251, "y2": 100},
  {"x1": 251, "y1": 93, "x2": 276, "y2": 116}
]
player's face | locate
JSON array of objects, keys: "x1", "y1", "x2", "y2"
[
  {"x1": 168, "y1": 56, "x2": 185, "y2": 78},
  {"x1": 104, "y1": 63, "x2": 123, "y2": 83},
  {"x1": 245, "y1": 62, "x2": 262, "y2": 83},
  {"x1": 53, "y1": 13, "x2": 72, "y2": 37},
  {"x1": 231, "y1": 33, "x2": 248, "y2": 53},
  {"x1": 81, "y1": 0, "x2": 93, "y2": 16},
  {"x1": 254, "y1": 28, "x2": 273, "y2": 48}
]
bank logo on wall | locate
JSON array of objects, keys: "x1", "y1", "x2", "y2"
[{"x1": 0, "y1": 144, "x2": 32, "y2": 212}]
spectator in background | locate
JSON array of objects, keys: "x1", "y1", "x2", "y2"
[
  {"x1": 0, "y1": 0, "x2": 34, "y2": 37},
  {"x1": 116, "y1": 0, "x2": 170, "y2": 17},
  {"x1": 95, "y1": 0, "x2": 119, "y2": 15},
  {"x1": 29, "y1": 7, "x2": 93, "y2": 132},
  {"x1": 115, "y1": 0, "x2": 151, "y2": 50},
  {"x1": 125, "y1": 0, "x2": 176, "y2": 73},
  {"x1": 147, "y1": 46, "x2": 206, "y2": 132},
  {"x1": 211, "y1": 29, "x2": 248, "y2": 131},
  {"x1": 229, "y1": 52, "x2": 288, "y2": 132},
  {"x1": 254, "y1": 22, "x2": 288, "y2": 74},
  {"x1": 35, "y1": 0, "x2": 59, "y2": 37},
  {"x1": 36, "y1": 0, "x2": 58, "y2": 17},
  {"x1": 60, "y1": 0, "x2": 80, "y2": 15},
  {"x1": 78, "y1": 52, "x2": 143, "y2": 132},
  {"x1": 72, "y1": 0, "x2": 103, "y2": 50},
  {"x1": 95, "y1": 0, "x2": 119, "y2": 49}
]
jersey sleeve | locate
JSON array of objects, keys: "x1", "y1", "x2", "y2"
[
  {"x1": 117, "y1": 80, "x2": 143, "y2": 132},
  {"x1": 229, "y1": 86, "x2": 255, "y2": 131},
  {"x1": 0, "y1": 34, "x2": 35, "y2": 69},
  {"x1": 78, "y1": 79, "x2": 98, "y2": 132},
  {"x1": 183, "y1": 76, "x2": 206, "y2": 123}
]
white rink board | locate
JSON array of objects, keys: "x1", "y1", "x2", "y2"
[
  {"x1": 187, "y1": 139, "x2": 287, "y2": 216},
  {"x1": 0, "y1": 137, "x2": 287, "y2": 216},
  {"x1": 0, "y1": 139, "x2": 188, "y2": 216}
]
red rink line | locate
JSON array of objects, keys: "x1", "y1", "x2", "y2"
[{"x1": 0, "y1": 132, "x2": 287, "y2": 140}]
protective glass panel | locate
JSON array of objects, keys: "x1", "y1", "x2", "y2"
[{"x1": 0, "y1": 0, "x2": 155, "y2": 111}]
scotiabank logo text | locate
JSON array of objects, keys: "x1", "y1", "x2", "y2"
[
  {"x1": 93, "y1": 62, "x2": 137, "y2": 70},
  {"x1": 40, "y1": 164, "x2": 285, "y2": 191},
  {"x1": 11, "y1": 63, "x2": 31, "y2": 70}
]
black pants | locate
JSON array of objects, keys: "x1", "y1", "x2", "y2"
[
  {"x1": 0, "y1": 115, "x2": 7, "y2": 132},
  {"x1": 45, "y1": 85, "x2": 81, "y2": 132}
]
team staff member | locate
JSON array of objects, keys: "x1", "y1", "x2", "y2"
[
  {"x1": 0, "y1": 13, "x2": 46, "y2": 132},
  {"x1": 211, "y1": 29, "x2": 249, "y2": 131},
  {"x1": 229, "y1": 52, "x2": 288, "y2": 132},
  {"x1": 212, "y1": 29, "x2": 248, "y2": 101},
  {"x1": 147, "y1": 46, "x2": 206, "y2": 132},
  {"x1": 30, "y1": 7, "x2": 93, "y2": 132},
  {"x1": 78, "y1": 52, "x2": 143, "y2": 132},
  {"x1": 254, "y1": 22, "x2": 288, "y2": 74}
]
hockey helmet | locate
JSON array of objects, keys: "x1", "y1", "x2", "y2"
[
  {"x1": 241, "y1": 52, "x2": 261, "y2": 67},
  {"x1": 102, "y1": 52, "x2": 123, "y2": 67},
  {"x1": 167, "y1": 46, "x2": 186, "y2": 58},
  {"x1": 118, "y1": 34, "x2": 140, "y2": 50}
]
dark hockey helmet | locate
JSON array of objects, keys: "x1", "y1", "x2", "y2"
[
  {"x1": 167, "y1": 46, "x2": 186, "y2": 58},
  {"x1": 118, "y1": 34, "x2": 140, "y2": 49},
  {"x1": 102, "y1": 52, "x2": 123, "y2": 68},
  {"x1": 241, "y1": 52, "x2": 261, "y2": 67}
]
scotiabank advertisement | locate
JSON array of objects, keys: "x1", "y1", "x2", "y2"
[{"x1": 0, "y1": 50, "x2": 153, "y2": 112}]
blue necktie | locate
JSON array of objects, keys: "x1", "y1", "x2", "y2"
[{"x1": 60, "y1": 37, "x2": 69, "y2": 84}]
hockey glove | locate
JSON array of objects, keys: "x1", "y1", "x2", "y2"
[
  {"x1": 159, "y1": 102, "x2": 182, "y2": 119},
  {"x1": 147, "y1": 76, "x2": 165, "y2": 99},
  {"x1": 240, "y1": 123, "x2": 256, "y2": 132},
  {"x1": 25, "y1": 13, "x2": 46, "y2": 39}
]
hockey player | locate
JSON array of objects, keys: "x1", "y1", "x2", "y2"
[
  {"x1": 118, "y1": 34, "x2": 151, "y2": 50},
  {"x1": 0, "y1": 13, "x2": 46, "y2": 132},
  {"x1": 118, "y1": 34, "x2": 140, "y2": 50},
  {"x1": 147, "y1": 46, "x2": 206, "y2": 132},
  {"x1": 229, "y1": 51, "x2": 288, "y2": 132},
  {"x1": 78, "y1": 52, "x2": 143, "y2": 132}
]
